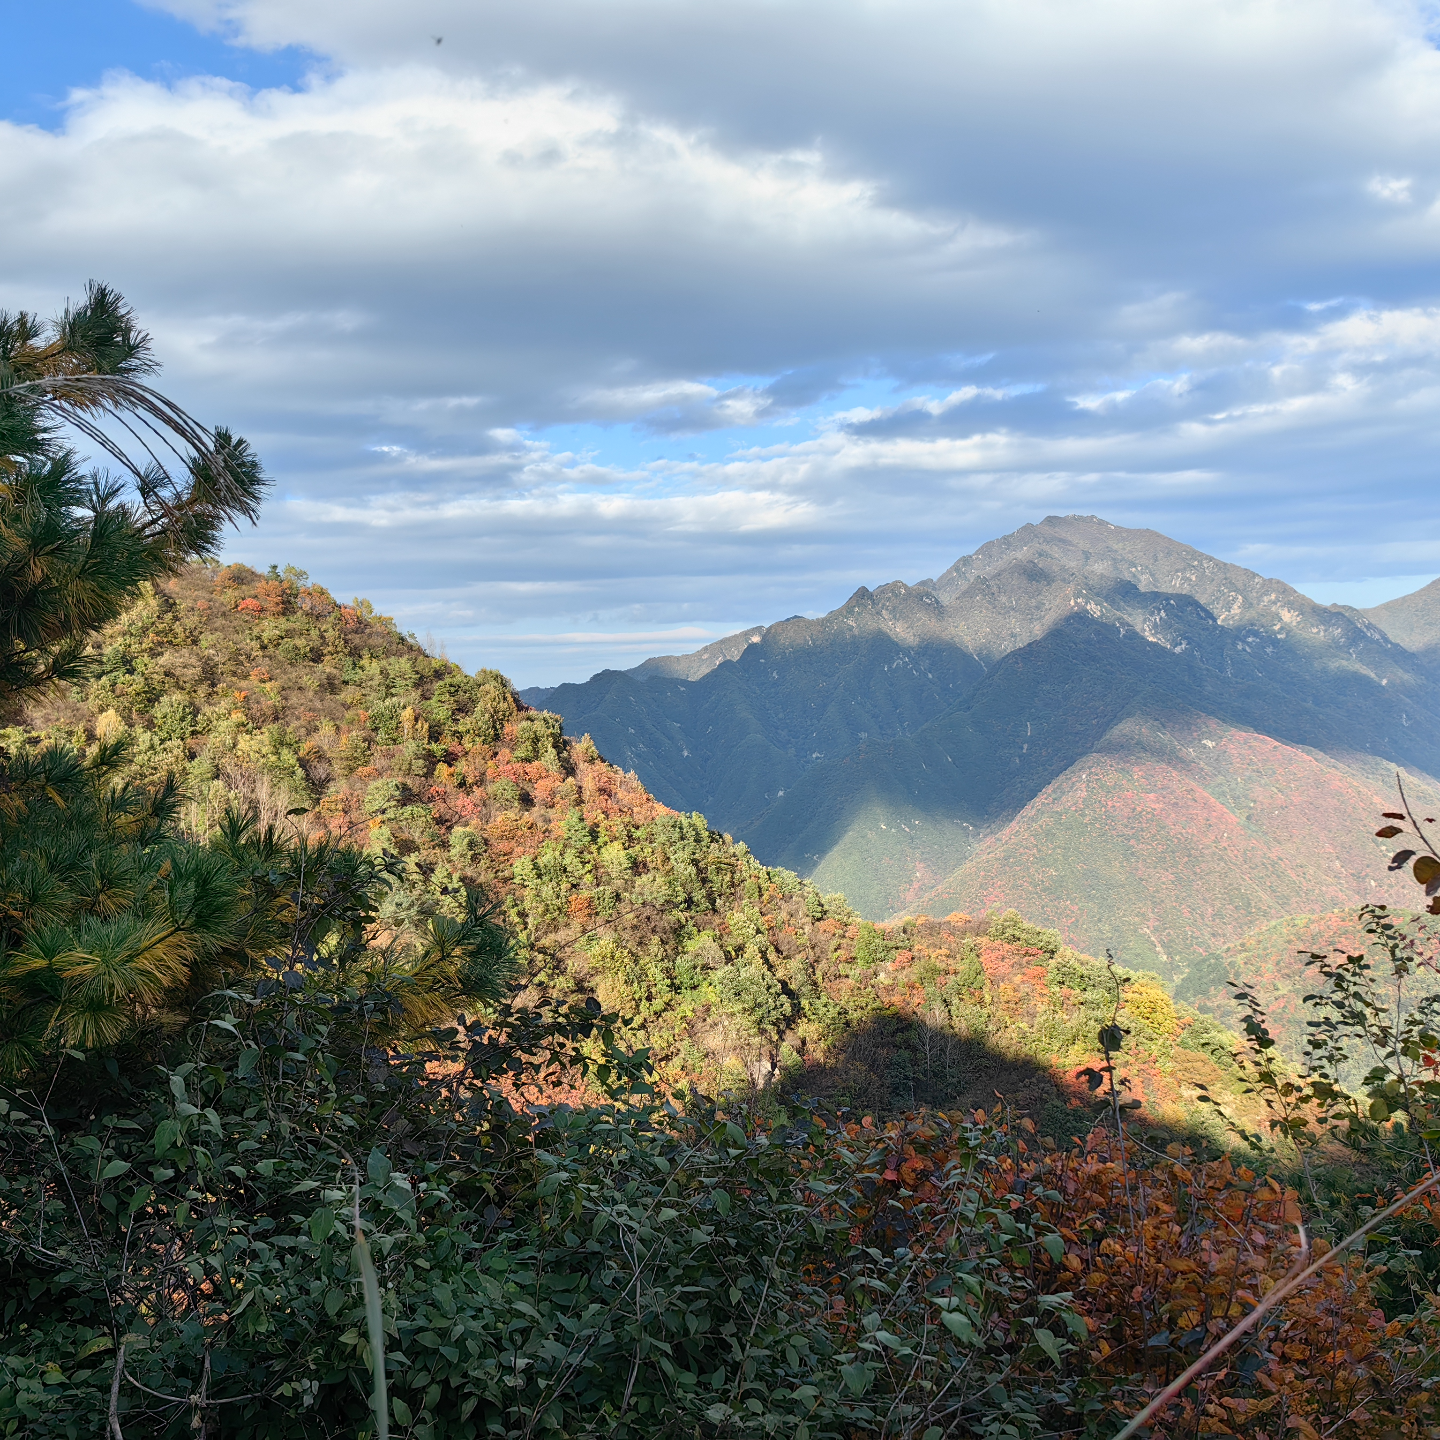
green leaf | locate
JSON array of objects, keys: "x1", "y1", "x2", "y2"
[
  {"x1": 535, "y1": 1172, "x2": 564, "y2": 1198},
  {"x1": 1034, "y1": 1327, "x2": 1062, "y2": 1365},
  {"x1": 392, "y1": 1396, "x2": 412, "y2": 1425},
  {"x1": 75, "y1": 1335, "x2": 113, "y2": 1359},
  {"x1": 100, "y1": 1160, "x2": 131, "y2": 1180},
  {"x1": 939, "y1": 1309, "x2": 977, "y2": 1344},
  {"x1": 713, "y1": 1188, "x2": 731, "y2": 1217},
  {"x1": 839, "y1": 1362, "x2": 872, "y2": 1396},
  {"x1": 1370, "y1": 1098, "x2": 1390, "y2": 1122},
  {"x1": 1040, "y1": 1232, "x2": 1065, "y2": 1262},
  {"x1": 309, "y1": 1207, "x2": 336, "y2": 1243},
  {"x1": 367, "y1": 1148, "x2": 392, "y2": 1187}
]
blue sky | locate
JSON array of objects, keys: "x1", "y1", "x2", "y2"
[
  {"x1": 4, "y1": 0, "x2": 1440, "y2": 684},
  {"x1": 0, "y1": 1, "x2": 313, "y2": 128}
]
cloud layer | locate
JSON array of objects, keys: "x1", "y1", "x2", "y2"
[{"x1": 4, "y1": 0, "x2": 1440, "y2": 681}]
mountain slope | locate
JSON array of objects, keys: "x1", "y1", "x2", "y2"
[
  {"x1": 535, "y1": 516, "x2": 1440, "y2": 974},
  {"x1": 1366, "y1": 577, "x2": 1440, "y2": 671},
  {"x1": 916, "y1": 709, "x2": 1434, "y2": 982},
  {"x1": 529, "y1": 581, "x2": 986, "y2": 840}
]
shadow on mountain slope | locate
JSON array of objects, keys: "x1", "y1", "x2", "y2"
[
  {"x1": 782, "y1": 1010, "x2": 1227, "y2": 1151},
  {"x1": 538, "y1": 616, "x2": 984, "y2": 837}
]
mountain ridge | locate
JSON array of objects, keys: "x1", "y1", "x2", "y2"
[{"x1": 529, "y1": 515, "x2": 1440, "y2": 977}]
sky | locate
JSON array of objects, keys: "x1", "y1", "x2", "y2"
[{"x1": 4, "y1": 0, "x2": 1440, "y2": 685}]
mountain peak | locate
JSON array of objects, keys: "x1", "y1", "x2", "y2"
[
  {"x1": 534, "y1": 514, "x2": 1440, "y2": 945},
  {"x1": 629, "y1": 625, "x2": 766, "y2": 682},
  {"x1": 1365, "y1": 577, "x2": 1440, "y2": 665}
]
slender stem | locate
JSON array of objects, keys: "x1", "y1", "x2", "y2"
[
  {"x1": 353, "y1": 1175, "x2": 389, "y2": 1440},
  {"x1": 108, "y1": 1343, "x2": 127, "y2": 1440}
]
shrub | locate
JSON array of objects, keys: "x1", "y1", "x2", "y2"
[
  {"x1": 988, "y1": 908, "x2": 1063, "y2": 956},
  {"x1": 364, "y1": 777, "x2": 404, "y2": 816},
  {"x1": 488, "y1": 777, "x2": 523, "y2": 810},
  {"x1": 853, "y1": 920, "x2": 894, "y2": 968},
  {"x1": 151, "y1": 692, "x2": 199, "y2": 742},
  {"x1": 511, "y1": 711, "x2": 569, "y2": 773}
]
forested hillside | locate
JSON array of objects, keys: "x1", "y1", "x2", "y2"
[{"x1": 15, "y1": 559, "x2": 1252, "y2": 1128}]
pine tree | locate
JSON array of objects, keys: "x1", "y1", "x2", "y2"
[{"x1": 0, "y1": 281, "x2": 268, "y2": 712}]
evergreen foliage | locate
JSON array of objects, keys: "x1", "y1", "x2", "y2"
[{"x1": 0, "y1": 283, "x2": 267, "y2": 711}]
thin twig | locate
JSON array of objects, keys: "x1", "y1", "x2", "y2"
[
  {"x1": 1112, "y1": 1165, "x2": 1440, "y2": 1439},
  {"x1": 116, "y1": 1364, "x2": 266, "y2": 1407}
]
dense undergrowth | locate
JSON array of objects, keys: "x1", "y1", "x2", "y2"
[{"x1": 4, "y1": 969, "x2": 1440, "y2": 1439}]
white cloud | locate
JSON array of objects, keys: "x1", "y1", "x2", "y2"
[
  {"x1": 1369, "y1": 173, "x2": 1415, "y2": 202},
  {"x1": 6, "y1": 0, "x2": 1440, "y2": 681}
]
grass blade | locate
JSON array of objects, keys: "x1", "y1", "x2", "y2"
[{"x1": 354, "y1": 1186, "x2": 389, "y2": 1440}]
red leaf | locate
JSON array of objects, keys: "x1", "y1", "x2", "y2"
[{"x1": 1376, "y1": 826, "x2": 1404, "y2": 838}]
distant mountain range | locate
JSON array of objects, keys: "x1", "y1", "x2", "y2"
[{"x1": 523, "y1": 515, "x2": 1440, "y2": 985}]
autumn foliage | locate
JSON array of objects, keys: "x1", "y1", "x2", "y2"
[{"x1": 797, "y1": 1110, "x2": 1440, "y2": 1437}]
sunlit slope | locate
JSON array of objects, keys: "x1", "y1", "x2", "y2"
[
  {"x1": 917, "y1": 711, "x2": 1435, "y2": 979},
  {"x1": 1367, "y1": 578, "x2": 1440, "y2": 673},
  {"x1": 1176, "y1": 910, "x2": 1375, "y2": 1045}
]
